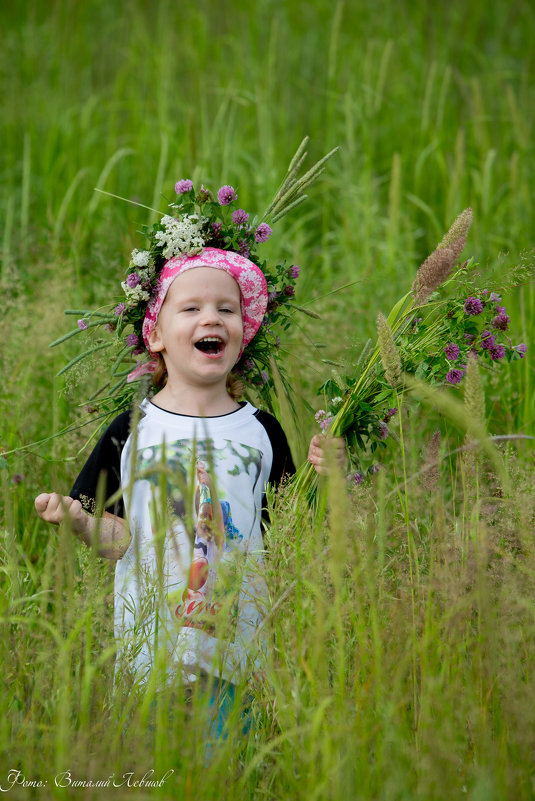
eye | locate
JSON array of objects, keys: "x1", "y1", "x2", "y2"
[
  {"x1": 219, "y1": 307, "x2": 234, "y2": 314},
  {"x1": 182, "y1": 306, "x2": 199, "y2": 312}
]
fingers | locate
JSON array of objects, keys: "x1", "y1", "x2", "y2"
[
  {"x1": 34, "y1": 492, "x2": 74, "y2": 524},
  {"x1": 34, "y1": 493, "x2": 52, "y2": 513},
  {"x1": 308, "y1": 436, "x2": 324, "y2": 464},
  {"x1": 308, "y1": 435, "x2": 346, "y2": 475}
]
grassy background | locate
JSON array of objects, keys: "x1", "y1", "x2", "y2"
[{"x1": 1, "y1": 0, "x2": 534, "y2": 798}]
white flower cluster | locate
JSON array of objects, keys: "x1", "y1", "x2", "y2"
[
  {"x1": 154, "y1": 214, "x2": 206, "y2": 259},
  {"x1": 131, "y1": 249, "x2": 151, "y2": 267},
  {"x1": 121, "y1": 281, "x2": 150, "y2": 306}
]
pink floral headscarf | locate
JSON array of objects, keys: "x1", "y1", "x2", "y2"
[{"x1": 127, "y1": 248, "x2": 267, "y2": 382}]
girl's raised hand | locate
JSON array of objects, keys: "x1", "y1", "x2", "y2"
[
  {"x1": 34, "y1": 493, "x2": 91, "y2": 537},
  {"x1": 308, "y1": 434, "x2": 346, "y2": 475},
  {"x1": 35, "y1": 494, "x2": 130, "y2": 559}
]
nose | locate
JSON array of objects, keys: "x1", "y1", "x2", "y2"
[{"x1": 199, "y1": 304, "x2": 222, "y2": 326}]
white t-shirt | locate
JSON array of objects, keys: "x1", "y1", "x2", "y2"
[{"x1": 71, "y1": 399, "x2": 294, "y2": 684}]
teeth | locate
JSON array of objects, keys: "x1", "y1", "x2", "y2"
[{"x1": 198, "y1": 337, "x2": 223, "y2": 343}]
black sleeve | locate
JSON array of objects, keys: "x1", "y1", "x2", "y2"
[
  {"x1": 69, "y1": 410, "x2": 132, "y2": 519},
  {"x1": 254, "y1": 409, "x2": 295, "y2": 525},
  {"x1": 254, "y1": 409, "x2": 296, "y2": 486}
]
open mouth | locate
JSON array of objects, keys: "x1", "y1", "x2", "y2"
[{"x1": 194, "y1": 336, "x2": 225, "y2": 355}]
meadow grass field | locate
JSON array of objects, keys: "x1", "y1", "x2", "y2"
[{"x1": 1, "y1": 1, "x2": 535, "y2": 798}]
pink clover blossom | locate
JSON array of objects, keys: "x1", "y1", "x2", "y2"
[
  {"x1": 217, "y1": 185, "x2": 237, "y2": 205},
  {"x1": 232, "y1": 209, "x2": 249, "y2": 226},
  {"x1": 254, "y1": 223, "x2": 272, "y2": 243},
  {"x1": 175, "y1": 179, "x2": 193, "y2": 194}
]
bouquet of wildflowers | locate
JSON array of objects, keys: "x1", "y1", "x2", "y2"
[{"x1": 297, "y1": 208, "x2": 528, "y2": 491}]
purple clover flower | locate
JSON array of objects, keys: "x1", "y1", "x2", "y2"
[
  {"x1": 370, "y1": 464, "x2": 381, "y2": 474},
  {"x1": 175, "y1": 179, "x2": 193, "y2": 194},
  {"x1": 464, "y1": 333, "x2": 474, "y2": 342},
  {"x1": 290, "y1": 264, "x2": 301, "y2": 279},
  {"x1": 385, "y1": 407, "x2": 398, "y2": 420},
  {"x1": 244, "y1": 359, "x2": 254, "y2": 370},
  {"x1": 464, "y1": 296, "x2": 484, "y2": 316},
  {"x1": 480, "y1": 331, "x2": 495, "y2": 349},
  {"x1": 514, "y1": 343, "x2": 527, "y2": 358},
  {"x1": 104, "y1": 323, "x2": 116, "y2": 333},
  {"x1": 378, "y1": 422, "x2": 389, "y2": 440},
  {"x1": 444, "y1": 342, "x2": 461, "y2": 362},
  {"x1": 237, "y1": 240, "x2": 251, "y2": 259},
  {"x1": 492, "y1": 312, "x2": 510, "y2": 331},
  {"x1": 314, "y1": 409, "x2": 327, "y2": 423},
  {"x1": 446, "y1": 369, "x2": 464, "y2": 385},
  {"x1": 319, "y1": 415, "x2": 333, "y2": 432},
  {"x1": 283, "y1": 285, "x2": 295, "y2": 297},
  {"x1": 217, "y1": 185, "x2": 237, "y2": 205},
  {"x1": 444, "y1": 342, "x2": 460, "y2": 361},
  {"x1": 126, "y1": 272, "x2": 141, "y2": 288},
  {"x1": 126, "y1": 333, "x2": 139, "y2": 348},
  {"x1": 211, "y1": 222, "x2": 223, "y2": 237},
  {"x1": 254, "y1": 223, "x2": 272, "y2": 243},
  {"x1": 232, "y1": 209, "x2": 249, "y2": 226},
  {"x1": 261, "y1": 370, "x2": 269, "y2": 384},
  {"x1": 489, "y1": 344, "x2": 506, "y2": 361},
  {"x1": 489, "y1": 292, "x2": 502, "y2": 303},
  {"x1": 352, "y1": 472, "x2": 364, "y2": 485},
  {"x1": 115, "y1": 303, "x2": 126, "y2": 316},
  {"x1": 77, "y1": 319, "x2": 88, "y2": 330}
]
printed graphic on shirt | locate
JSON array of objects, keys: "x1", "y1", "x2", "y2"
[{"x1": 136, "y1": 438, "x2": 262, "y2": 640}]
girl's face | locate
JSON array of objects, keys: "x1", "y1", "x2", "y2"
[{"x1": 148, "y1": 267, "x2": 243, "y2": 391}]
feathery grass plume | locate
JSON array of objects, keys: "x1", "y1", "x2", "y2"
[
  {"x1": 377, "y1": 312, "x2": 402, "y2": 387},
  {"x1": 411, "y1": 236, "x2": 466, "y2": 304},
  {"x1": 422, "y1": 429, "x2": 441, "y2": 492},
  {"x1": 437, "y1": 207, "x2": 473, "y2": 249}
]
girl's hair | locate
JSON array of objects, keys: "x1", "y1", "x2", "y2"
[
  {"x1": 152, "y1": 354, "x2": 244, "y2": 401},
  {"x1": 152, "y1": 354, "x2": 168, "y2": 388}
]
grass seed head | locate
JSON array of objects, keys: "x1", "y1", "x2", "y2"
[
  {"x1": 377, "y1": 312, "x2": 402, "y2": 388},
  {"x1": 411, "y1": 236, "x2": 467, "y2": 304},
  {"x1": 437, "y1": 207, "x2": 473, "y2": 249}
]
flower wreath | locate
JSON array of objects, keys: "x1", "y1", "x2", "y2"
[{"x1": 53, "y1": 139, "x2": 339, "y2": 416}]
